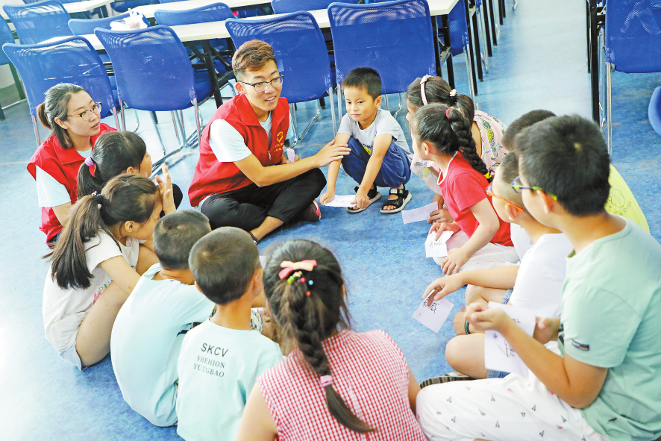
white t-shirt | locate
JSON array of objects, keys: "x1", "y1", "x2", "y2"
[
  {"x1": 110, "y1": 263, "x2": 215, "y2": 427},
  {"x1": 43, "y1": 231, "x2": 140, "y2": 353},
  {"x1": 338, "y1": 108, "x2": 410, "y2": 154},
  {"x1": 509, "y1": 233, "x2": 573, "y2": 318},
  {"x1": 176, "y1": 320, "x2": 283, "y2": 441},
  {"x1": 208, "y1": 114, "x2": 273, "y2": 164},
  {"x1": 510, "y1": 223, "x2": 533, "y2": 261},
  {"x1": 35, "y1": 146, "x2": 91, "y2": 208}
]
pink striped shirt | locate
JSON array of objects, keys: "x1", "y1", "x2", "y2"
[{"x1": 258, "y1": 329, "x2": 426, "y2": 441}]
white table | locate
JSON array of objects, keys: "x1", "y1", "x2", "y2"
[
  {"x1": 2, "y1": 0, "x2": 115, "y2": 20},
  {"x1": 134, "y1": 0, "x2": 270, "y2": 19}
]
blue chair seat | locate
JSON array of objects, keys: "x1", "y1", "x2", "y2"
[{"x1": 193, "y1": 71, "x2": 212, "y2": 106}]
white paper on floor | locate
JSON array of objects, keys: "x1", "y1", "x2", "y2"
[
  {"x1": 484, "y1": 302, "x2": 536, "y2": 377},
  {"x1": 413, "y1": 297, "x2": 454, "y2": 333},
  {"x1": 425, "y1": 231, "x2": 454, "y2": 258},
  {"x1": 322, "y1": 195, "x2": 356, "y2": 207},
  {"x1": 401, "y1": 202, "x2": 438, "y2": 224}
]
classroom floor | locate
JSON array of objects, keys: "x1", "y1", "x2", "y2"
[{"x1": 1, "y1": 0, "x2": 660, "y2": 439}]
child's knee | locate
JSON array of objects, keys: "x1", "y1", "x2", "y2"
[{"x1": 445, "y1": 336, "x2": 463, "y2": 368}]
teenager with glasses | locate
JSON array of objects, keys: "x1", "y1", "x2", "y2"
[
  {"x1": 27, "y1": 83, "x2": 116, "y2": 245},
  {"x1": 189, "y1": 40, "x2": 351, "y2": 243}
]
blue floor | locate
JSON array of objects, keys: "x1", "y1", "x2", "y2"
[{"x1": 2, "y1": 0, "x2": 661, "y2": 439}]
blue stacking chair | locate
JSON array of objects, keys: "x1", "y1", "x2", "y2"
[
  {"x1": 604, "y1": 0, "x2": 661, "y2": 154},
  {"x1": 270, "y1": 0, "x2": 357, "y2": 13},
  {"x1": 0, "y1": 19, "x2": 21, "y2": 121},
  {"x1": 648, "y1": 86, "x2": 661, "y2": 138},
  {"x1": 328, "y1": 0, "x2": 436, "y2": 118},
  {"x1": 3, "y1": 0, "x2": 73, "y2": 45},
  {"x1": 2, "y1": 36, "x2": 118, "y2": 146},
  {"x1": 226, "y1": 11, "x2": 336, "y2": 144},
  {"x1": 95, "y1": 26, "x2": 212, "y2": 161},
  {"x1": 111, "y1": 0, "x2": 156, "y2": 14}
]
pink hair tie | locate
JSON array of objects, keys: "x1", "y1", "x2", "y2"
[
  {"x1": 278, "y1": 260, "x2": 317, "y2": 280},
  {"x1": 420, "y1": 75, "x2": 432, "y2": 106},
  {"x1": 446, "y1": 108, "x2": 451, "y2": 119},
  {"x1": 320, "y1": 375, "x2": 333, "y2": 388},
  {"x1": 84, "y1": 156, "x2": 96, "y2": 177}
]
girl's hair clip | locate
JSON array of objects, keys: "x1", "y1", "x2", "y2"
[
  {"x1": 420, "y1": 75, "x2": 432, "y2": 106},
  {"x1": 278, "y1": 260, "x2": 317, "y2": 280}
]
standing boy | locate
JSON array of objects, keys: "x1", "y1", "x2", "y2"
[
  {"x1": 320, "y1": 68, "x2": 413, "y2": 214},
  {"x1": 416, "y1": 115, "x2": 661, "y2": 440},
  {"x1": 111, "y1": 211, "x2": 214, "y2": 427},
  {"x1": 176, "y1": 227, "x2": 283, "y2": 441},
  {"x1": 188, "y1": 40, "x2": 350, "y2": 242}
]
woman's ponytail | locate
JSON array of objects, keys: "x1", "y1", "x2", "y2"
[
  {"x1": 37, "y1": 102, "x2": 52, "y2": 130},
  {"x1": 264, "y1": 240, "x2": 375, "y2": 434}
]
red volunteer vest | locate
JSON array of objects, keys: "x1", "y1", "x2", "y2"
[
  {"x1": 188, "y1": 94, "x2": 289, "y2": 207},
  {"x1": 27, "y1": 123, "x2": 116, "y2": 242}
]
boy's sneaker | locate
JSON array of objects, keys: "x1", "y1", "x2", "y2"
[
  {"x1": 298, "y1": 200, "x2": 321, "y2": 222},
  {"x1": 348, "y1": 186, "x2": 381, "y2": 214},
  {"x1": 419, "y1": 372, "x2": 474, "y2": 389}
]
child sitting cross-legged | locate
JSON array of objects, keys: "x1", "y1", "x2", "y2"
[
  {"x1": 416, "y1": 115, "x2": 661, "y2": 441},
  {"x1": 176, "y1": 227, "x2": 283, "y2": 441},
  {"x1": 320, "y1": 68, "x2": 413, "y2": 214},
  {"x1": 110, "y1": 210, "x2": 215, "y2": 427},
  {"x1": 235, "y1": 239, "x2": 426, "y2": 440},
  {"x1": 420, "y1": 152, "x2": 572, "y2": 384}
]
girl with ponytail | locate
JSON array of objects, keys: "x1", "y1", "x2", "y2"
[
  {"x1": 27, "y1": 83, "x2": 116, "y2": 244},
  {"x1": 411, "y1": 105, "x2": 517, "y2": 275},
  {"x1": 77, "y1": 131, "x2": 183, "y2": 208},
  {"x1": 406, "y1": 76, "x2": 508, "y2": 224},
  {"x1": 236, "y1": 239, "x2": 425, "y2": 441},
  {"x1": 43, "y1": 173, "x2": 175, "y2": 370}
]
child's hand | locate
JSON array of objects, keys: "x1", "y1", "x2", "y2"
[
  {"x1": 429, "y1": 221, "x2": 460, "y2": 240},
  {"x1": 428, "y1": 208, "x2": 453, "y2": 224},
  {"x1": 353, "y1": 189, "x2": 370, "y2": 210},
  {"x1": 155, "y1": 165, "x2": 176, "y2": 215},
  {"x1": 320, "y1": 191, "x2": 335, "y2": 206},
  {"x1": 441, "y1": 247, "x2": 470, "y2": 275},
  {"x1": 422, "y1": 274, "x2": 464, "y2": 306},
  {"x1": 533, "y1": 316, "x2": 559, "y2": 345},
  {"x1": 465, "y1": 302, "x2": 511, "y2": 333},
  {"x1": 314, "y1": 141, "x2": 350, "y2": 167}
]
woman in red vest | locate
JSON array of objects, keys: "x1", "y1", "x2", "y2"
[{"x1": 27, "y1": 83, "x2": 116, "y2": 245}]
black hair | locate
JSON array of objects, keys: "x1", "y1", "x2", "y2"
[
  {"x1": 263, "y1": 239, "x2": 375, "y2": 434},
  {"x1": 341, "y1": 67, "x2": 381, "y2": 100},
  {"x1": 515, "y1": 115, "x2": 611, "y2": 216},
  {"x1": 78, "y1": 131, "x2": 148, "y2": 197},
  {"x1": 494, "y1": 152, "x2": 526, "y2": 211},
  {"x1": 189, "y1": 227, "x2": 260, "y2": 305},
  {"x1": 37, "y1": 83, "x2": 86, "y2": 149},
  {"x1": 154, "y1": 211, "x2": 211, "y2": 270},
  {"x1": 412, "y1": 104, "x2": 489, "y2": 177},
  {"x1": 47, "y1": 174, "x2": 161, "y2": 290},
  {"x1": 406, "y1": 76, "x2": 474, "y2": 123},
  {"x1": 502, "y1": 109, "x2": 557, "y2": 151}
]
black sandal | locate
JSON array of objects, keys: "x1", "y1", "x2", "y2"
[
  {"x1": 380, "y1": 186, "x2": 412, "y2": 214},
  {"x1": 347, "y1": 186, "x2": 381, "y2": 213}
]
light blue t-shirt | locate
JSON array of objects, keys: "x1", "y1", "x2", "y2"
[
  {"x1": 558, "y1": 219, "x2": 661, "y2": 441},
  {"x1": 176, "y1": 320, "x2": 283, "y2": 441},
  {"x1": 110, "y1": 264, "x2": 215, "y2": 427}
]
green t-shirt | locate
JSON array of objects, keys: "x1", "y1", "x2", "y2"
[{"x1": 558, "y1": 219, "x2": 661, "y2": 441}]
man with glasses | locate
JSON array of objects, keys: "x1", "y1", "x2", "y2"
[{"x1": 189, "y1": 40, "x2": 350, "y2": 242}]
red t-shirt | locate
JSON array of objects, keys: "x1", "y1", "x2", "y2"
[{"x1": 438, "y1": 152, "x2": 512, "y2": 246}]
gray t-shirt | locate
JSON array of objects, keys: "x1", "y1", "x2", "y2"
[{"x1": 338, "y1": 108, "x2": 409, "y2": 154}]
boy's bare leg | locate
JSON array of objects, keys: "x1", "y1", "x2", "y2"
[
  {"x1": 465, "y1": 285, "x2": 508, "y2": 305},
  {"x1": 76, "y1": 281, "x2": 130, "y2": 367},
  {"x1": 251, "y1": 216, "x2": 284, "y2": 241},
  {"x1": 445, "y1": 334, "x2": 489, "y2": 379}
]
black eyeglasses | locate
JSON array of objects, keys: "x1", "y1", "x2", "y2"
[
  {"x1": 511, "y1": 176, "x2": 557, "y2": 201},
  {"x1": 67, "y1": 102, "x2": 102, "y2": 121},
  {"x1": 239, "y1": 75, "x2": 284, "y2": 93}
]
